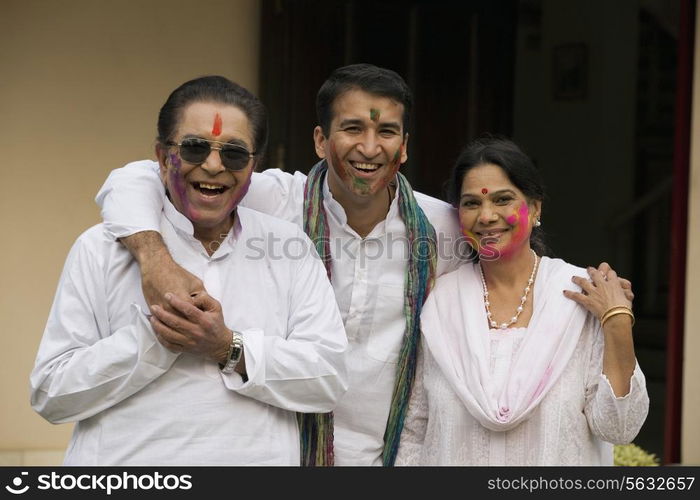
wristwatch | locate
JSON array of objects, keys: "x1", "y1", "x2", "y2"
[{"x1": 219, "y1": 330, "x2": 243, "y2": 374}]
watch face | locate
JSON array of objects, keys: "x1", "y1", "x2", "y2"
[
  {"x1": 231, "y1": 345, "x2": 243, "y2": 362},
  {"x1": 229, "y1": 331, "x2": 243, "y2": 362}
]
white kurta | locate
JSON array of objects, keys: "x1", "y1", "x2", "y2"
[
  {"x1": 96, "y1": 160, "x2": 464, "y2": 465},
  {"x1": 31, "y1": 201, "x2": 348, "y2": 465},
  {"x1": 396, "y1": 259, "x2": 649, "y2": 466}
]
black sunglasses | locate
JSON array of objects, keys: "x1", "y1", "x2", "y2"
[{"x1": 167, "y1": 137, "x2": 255, "y2": 171}]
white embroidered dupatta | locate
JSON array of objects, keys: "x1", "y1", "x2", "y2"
[{"x1": 420, "y1": 256, "x2": 590, "y2": 431}]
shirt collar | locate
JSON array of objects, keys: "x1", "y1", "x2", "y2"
[
  {"x1": 322, "y1": 171, "x2": 402, "y2": 238},
  {"x1": 162, "y1": 195, "x2": 242, "y2": 259}
]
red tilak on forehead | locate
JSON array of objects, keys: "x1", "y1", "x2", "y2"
[
  {"x1": 481, "y1": 188, "x2": 488, "y2": 194},
  {"x1": 212, "y1": 113, "x2": 223, "y2": 136}
]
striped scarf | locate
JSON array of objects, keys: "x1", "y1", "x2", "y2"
[{"x1": 301, "y1": 160, "x2": 437, "y2": 466}]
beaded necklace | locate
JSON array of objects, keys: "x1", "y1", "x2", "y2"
[{"x1": 479, "y1": 249, "x2": 538, "y2": 330}]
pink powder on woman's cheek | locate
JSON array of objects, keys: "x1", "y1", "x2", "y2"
[{"x1": 499, "y1": 202, "x2": 530, "y2": 258}]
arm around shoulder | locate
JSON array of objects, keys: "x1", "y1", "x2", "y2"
[{"x1": 95, "y1": 160, "x2": 164, "y2": 239}]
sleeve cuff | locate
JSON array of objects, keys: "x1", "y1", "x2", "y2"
[
  {"x1": 221, "y1": 328, "x2": 265, "y2": 391},
  {"x1": 103, "y1": 225, "x2": 163, "y2": 241},
  {"x1": 599, "y1": 360, "x2": 644, "y2": 401}
]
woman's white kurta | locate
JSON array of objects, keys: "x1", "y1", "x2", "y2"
[{"x1": 397, "y1": 257, "x2": 649, "y2": 465}]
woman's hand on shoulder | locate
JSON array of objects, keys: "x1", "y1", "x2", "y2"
[{"x1": 563, "y1": 262, "x2": 633, "y2": 320}]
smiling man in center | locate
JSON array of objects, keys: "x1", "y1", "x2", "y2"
[{"x1": 315, "y1": 87, "x2": 408, "y2": 233}]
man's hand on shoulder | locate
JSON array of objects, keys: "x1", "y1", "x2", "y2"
[{"x1": 120, "y1": 231, "x2": 205, "y2": 313}]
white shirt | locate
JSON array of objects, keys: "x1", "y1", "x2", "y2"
[
  {"x1": 396, "y1": 264, "x2": 649, "y2": 466},
  {"x1": 31, "y1": 200, "x2": 348, "y2": 465},
  {"x1": 96, "y1": 160, "x2": 464, "y2": 465}
]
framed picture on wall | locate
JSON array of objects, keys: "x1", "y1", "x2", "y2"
[{"x1": 552, "y1": 43, "x2": 588, "y2": 100}]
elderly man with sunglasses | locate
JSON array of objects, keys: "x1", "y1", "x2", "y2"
[{"x1": 31, "y1": 76, "x2": 348, "y2": 466}]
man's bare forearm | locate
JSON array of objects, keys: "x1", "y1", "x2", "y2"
[
  {"x1": 119, "y1": 231, "x2": 205, "y2": 311},
  {"x1": 120, "y1": 231, "x2": 172, "y2": 267}
]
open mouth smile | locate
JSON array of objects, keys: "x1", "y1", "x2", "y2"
[
  {"x1": 350, "y1": 161, "x2": 382, "y2": 173},
  {"x1": 475, "y1": 228, "x2": 509, "y2": 237},
  {"x1": 191, "y1": 182, "x2": 230, "y2": 196}
]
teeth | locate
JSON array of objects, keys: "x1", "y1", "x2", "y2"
[
  {"x1": 353, "y1": 162, "x2": 380, "y2": 171},
  {"x1": 199, "y1": 183, "x2": 223, "y2": 189}
]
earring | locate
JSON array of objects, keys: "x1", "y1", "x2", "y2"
[{"x1": 534, "y1": 217, "x2": 541, "y2": 227}]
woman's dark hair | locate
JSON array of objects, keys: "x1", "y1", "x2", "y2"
[
  {"x1": 316, "y1": 63, "x2": 412, "y2": 136},
  {"x1": 447, "y1": 136, "x2": 551, "y2": 257},
  {"x1": 157, "y1": 75, "x2": 268, "y2": 163}
]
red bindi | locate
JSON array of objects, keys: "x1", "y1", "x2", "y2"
[
  {"x1": 481, "y1": 188, "x2": 488, "y2": 194},
  {"x1": 212, "y1": 113, "x2": 222, "y2": 136}
]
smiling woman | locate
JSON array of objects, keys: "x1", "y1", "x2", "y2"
[
  {"x1": 448, "y1": 137, "x2": 547, "y2": 261},
  {"x1": 396, "y1": 137, "x2": 649, "y2": 466},
  {"x1": 458, "y1": 165, "x2": 540, "y2": 261}
]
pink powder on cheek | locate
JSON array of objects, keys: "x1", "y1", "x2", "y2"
[{"x1": 498, "y1": 202, "x2": 530, "y2": 258}]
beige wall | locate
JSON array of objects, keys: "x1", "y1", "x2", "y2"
[
  {"x1": 682, "y1": 1, "x2": 700, "y2": 466},
  {"x1": 0, "y1": 0, "x2": 260, "y2": 464}
]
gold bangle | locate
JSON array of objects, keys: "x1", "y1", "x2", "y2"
[
  {"x1": 600, "y1": 306, "x2": 635, "y2": 328},
  {"x1": 599, "y1": 305, "x2": 629, "y2": 321},
  {"x1": 599, "y1": 305, "x2": 631, "y2": 323},
  {"x1": 600, "y1": 306, "x2": 633, "y2": 323}
]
